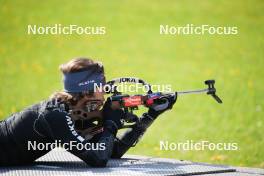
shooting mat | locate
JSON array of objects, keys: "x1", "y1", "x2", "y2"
[{"x1": 0, "y1": 149, "x2": 263, "y2": 176}]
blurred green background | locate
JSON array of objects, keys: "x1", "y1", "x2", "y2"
[{"x1": 0, "y1": 0, "x2": 263, "y2": 168}]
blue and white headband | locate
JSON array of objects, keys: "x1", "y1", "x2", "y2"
[{"x1": 63, "y1": 70, "x2": 105, "y2": 93}]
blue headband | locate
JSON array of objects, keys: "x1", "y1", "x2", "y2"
[{"x1": 63, "y1": 70, "x2": 105, "y2": 93}]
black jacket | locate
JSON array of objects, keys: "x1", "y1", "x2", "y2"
[{"x1": 0, "y1": 99, "x2": 152, "y2": 167}]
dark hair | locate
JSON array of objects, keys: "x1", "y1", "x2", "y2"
[
  {"x1": 51, "y1": 57, "x2": 105, "y2": 105},
  {"x1": 59, "y1": 57, "x2": 104, "y2": 74}
]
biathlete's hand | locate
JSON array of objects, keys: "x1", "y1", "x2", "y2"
[
  {"x1": 148, "y1": 94, "x2": 177, "y2": 119},
  {"x1": 102, "y1": 98, "x2": 125, "y2": 134}
]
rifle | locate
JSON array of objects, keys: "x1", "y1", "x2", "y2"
[{"x1": 105, "y1": 77, "x2": 222, "y2": 128}]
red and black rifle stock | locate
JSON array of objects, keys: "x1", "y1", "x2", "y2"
[{"x1": 105, "y1": 77, "x2": 222, "y2": 127}]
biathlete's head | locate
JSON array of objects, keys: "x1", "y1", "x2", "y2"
[{"x1": 51, "y1": 57, "x2": 106, "y2": 138}]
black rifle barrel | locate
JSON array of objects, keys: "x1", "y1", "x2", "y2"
[{"x1": 177, "y1": 88, "x2": 209, "y2": 95}]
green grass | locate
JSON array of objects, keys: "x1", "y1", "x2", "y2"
[{"x1": 0, "y1": 0, "x2": 263, "y2": 168}]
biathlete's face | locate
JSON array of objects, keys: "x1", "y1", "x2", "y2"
[{"x1": 74, "y1": 89, "x2": 105, "y2": 111}]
